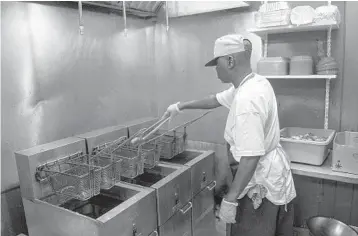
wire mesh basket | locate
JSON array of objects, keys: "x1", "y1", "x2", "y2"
[
  {"x1": 153, "y1": 129, "x2": 187, "y2": 159},
  {"x1": 124, "y1": 139, "x2": 162, "y2": 169},
  {"x1": 110, "y1": 146, "x2": 145, "y2": 179},
  {"x1": 37, "y1": 154, "x2": 102, "y2": 201},
  {"x1": 67, "y1": 153, "x2": 122, "y2": 190}
]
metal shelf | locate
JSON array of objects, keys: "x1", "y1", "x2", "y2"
[
  {"x1": 291, "y1": 154, "x2": 358, "y2": 185},
  {"x1": 265, "y1": 75, "x2": 337, "y2": 80},
  {"x1": 255, "y1": 12, "x2": 339, "y2": 129},
  {"x1": 248, "y1": 23, "x2": 339, "y2": 37}
]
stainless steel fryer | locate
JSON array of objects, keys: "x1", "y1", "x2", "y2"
[
  {"x1": 122, "y1": 162, "x2": 192, "y2": 227},
  {"x1": 160, "y1": 149, "x2": 216, "y2": 236},
  {"x1": 15, "y1": 136, "x2": 158, "y2": 236}
]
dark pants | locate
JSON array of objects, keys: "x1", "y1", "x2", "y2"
[
  {"x1": 224, "y1": 143, "x2": 294, "y2": 236},
  {"x1": 231, "y1": 196, "x2": 294, "y2": 236}
]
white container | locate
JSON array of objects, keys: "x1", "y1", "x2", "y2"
[
  {"x1": 257, "y1": 57, "x2": 289, "y2": 76},
  {"x1": 280, "y1": 127, "x2": 336, "y2": 166},
  {"x1": 290, "y1": 56, "x2": 314, "y2": 75},
  {"x1": 255, "y1": 9, "x2": 291, "y2": 28},
  {"x1": 314, "y1": 5, "x2": 341, "y2": 25},
  {"x1": 332, "y1": 131, "x2": 358, "y2": 175},
  {"x1": 290, "y1": 6, "x2": 316, "y2": 26}
]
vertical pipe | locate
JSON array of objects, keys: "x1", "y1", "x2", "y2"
[
  {"x1": 78, "y1": 1, "x2": 84, "y2": 35},
  {"x1": 123, "y1": 1, "x2": 127, "y2": 36},
  {"x1": 166, "y1": 1, "x2": 169, "y2": 31}
]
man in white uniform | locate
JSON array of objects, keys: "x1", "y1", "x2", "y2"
[{"x1": 163, "y1": 34, "x2": 297, "y2": 236}]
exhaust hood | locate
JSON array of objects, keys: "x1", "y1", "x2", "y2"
[
  {"x1": 81, "y1": 1, "x2": 250, "y2": 19},
  {"x1": 165, "y1": 1, "x2": 250, "y2": 18},
  {"x1": 82, "y1": 1, "x2": 165, "y2": 19}
]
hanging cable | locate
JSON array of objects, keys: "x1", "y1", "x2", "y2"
[
  {"x1": 78, "y1": 1, "x2": 84, "y2": 35},
  {"x1": 123, "y1": 1, "x2": 127, "y2": 36},
  {"x1": 165, "y1": 1, "x2": 169, "y2": 31}
]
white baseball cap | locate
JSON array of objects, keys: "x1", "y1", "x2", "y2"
[{"x1": 205, "y1": 34, "x2": 248, "y2": 67}]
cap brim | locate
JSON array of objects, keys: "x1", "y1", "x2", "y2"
[{"x1": 205, "y1": 57, "x2": 218, "y2": 67}]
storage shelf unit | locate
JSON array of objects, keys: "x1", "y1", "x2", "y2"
[
  {"x1": 266, "y1": 75, "x2": 337, "y2": 80},
  {"x1": 248, "y1": 22, "x2": 339, "y2": 37},
  {"x1": 250, "y1": 18, "x2": 339, "y2": 129},
  {"x1": 291, "y1": 154, "x2": 358, "y2": 185}
]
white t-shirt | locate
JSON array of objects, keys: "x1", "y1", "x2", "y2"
[{"x1": 216, "y1": 73, "x2": 296, "y2": 206}]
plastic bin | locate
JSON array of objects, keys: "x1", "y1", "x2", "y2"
[
  {"x1": 332, "y1": 131, "x2": 358, "y2": 175},
  {"x1": 290, "y1": 56, "x2": 313, "y2": 75},
  {"x1": 280, "y1": 127, "x2": 336, "y2": 165},
  {"x1": 257, "y1": 57, "x2": 289, "y2": 76}
]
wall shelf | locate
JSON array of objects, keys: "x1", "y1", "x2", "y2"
[
  {"x1": 291, "y1": 154, "x2": 358, "y2": 185},
  {"x1": 251, "y1": 6, "x2": 340, "y2": 129},
  {"x1": 265, "y1": 75, "x2": 337, "y2": 80},
  {"x1": 248, "y1": 23, "x2": 339, "y2": 37}
]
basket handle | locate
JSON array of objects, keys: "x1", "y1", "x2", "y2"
[
  {"x1": 93, "y1": 136, "x2": 127, "y2": 157},
  {"x1": 141, "y1": 117, "x2": 170, "y2": 141},
  {"x1": 180, "y1": 202, "x2": 192, "y2": 215},
  {"x1": 145, "y1": 110, "x2": 213, "y2": 144},
  {"x1": 207, "y1": 181, "x2": 217, "y2": 191},
  {"x1": 115, "y1": 117, "x2": 170, "y2": 149}
]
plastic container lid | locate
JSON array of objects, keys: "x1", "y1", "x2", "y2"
[
  {"x1": 259, "y1": 57, "x2": 290, "y2": 62},
  {"x1": 291, "y1": 56, "x2": 313, "y2": 61}
]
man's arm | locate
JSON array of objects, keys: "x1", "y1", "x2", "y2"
[
  {"x1": 178, "y1": 95, "x2": 222, "y2": 110},
  {"x1": 225, "y1": 155, "x2": 260, "y2": 202}
]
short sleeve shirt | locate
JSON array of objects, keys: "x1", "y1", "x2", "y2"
[{"x1": 216, "y1": 73, "x2": 296, "y2": 205}]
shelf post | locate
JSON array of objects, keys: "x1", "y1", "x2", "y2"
[
  {"x1": 324, "y1": 79, "x2": 330, "y2": 130},
  {"x1": 263, "y1": 34, "x2": 268, "y2": 57},
  {"x1": 327, "y1": 26, "x2": 332, "y2": 58},
  {"x1": 324, "y1": 25, "x2": 333, "y2": 129}
]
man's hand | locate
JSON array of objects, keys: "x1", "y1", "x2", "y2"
[
  {"x1": 163, "y1": 102, "x2": 182, "y2": 120},
  {"x1": 218, "y1": 198, "x2": 238, "y2": 224}
]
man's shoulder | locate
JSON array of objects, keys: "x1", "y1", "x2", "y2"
[
  {"x1": 250, "y1": 73, "x2": 270, "y2": 85},
  {"x1": 234, "y1": 74, "x2": 274, "y2": 108},
  {"x1": 239, "y1": 74, "x2": 270, "y2": 95}
]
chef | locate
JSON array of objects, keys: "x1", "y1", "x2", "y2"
[{"x1": 162, "y1": 34, "x2": 297, "y2": 236}]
